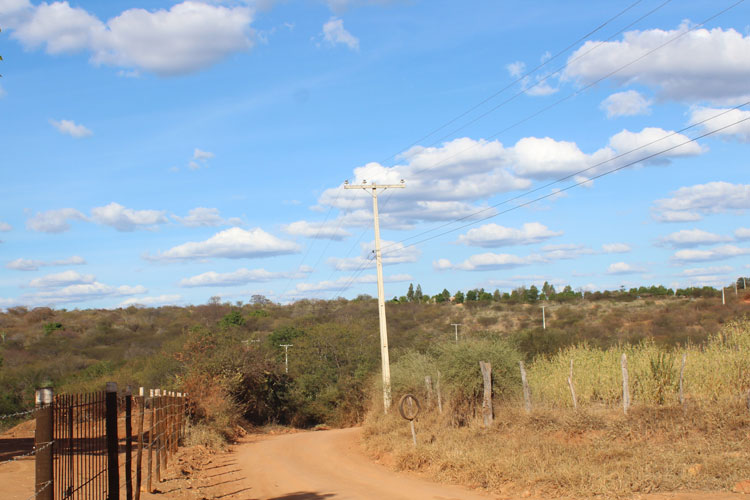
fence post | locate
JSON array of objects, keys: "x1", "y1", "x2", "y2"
[
  {"x1": 519, "y1": 361, "x2": 531, "y2": 413},
  {"x1": 621, "y1": 354, "x2": 630, "y2": 415},
  {"x1": 479, "y1": 361, "x2": 493, "y2": 427},
  {"x1": 135, "y1": 393, "x2": 145, "y2": 500},
  {"x1": 679, "y1": 353, "x2": 687, "y2": 407},
  {"x1": 436, "y1": 372, "x2": 443, "y2": 414},
  {"x1": 105, "y1": 382, "x2": 120, "y2": 500},
  {"x1": 125, "y1": 386, "x2": 133, "y2": 500},
  {"x1": 147, "y1": 390, "x2": 154, "y2": 492},
  {"x1": 34, "y1": 387, "x2": 54, "y2": 500},
  {"x1": 568, "y1": 359, "x2": 578, "y2": 409},
  {"x1": 155, "y1": 391, "x2": 162, "y2": 484}
]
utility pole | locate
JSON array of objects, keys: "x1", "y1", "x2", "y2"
[
  {"x1": 345, "y1": 179, "x2": 405, "y2": 412},
  {"x1": 451, "y1": 323, "x2": 461, "y2": 344},
  {"x1": 542, "y1": 306, "x2": 546, "y2": 330},
  {"x1": 279, "y1": 344, "x2": 293, "y2": 374}
]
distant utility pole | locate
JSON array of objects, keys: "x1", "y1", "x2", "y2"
[
  {"x1": 451, "y1": 323, "x2": 461, "y2": 344},
  {"x1": 279, "y1": 344, "x2": 293, "y2": 374},
  {"x1": 345, "y1": 179, "x2": 405, "y2": 412}
]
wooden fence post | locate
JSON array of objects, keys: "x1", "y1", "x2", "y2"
[
  {"x1": 125, "y1": 387, "x2": 133, "y2": 500},
  {"x1": 436, "y1": 372, "x2": 443, "y2": 414},
  {"x1": 519, "y1": 361, "x2": 531, "y2": 413},
  {"x1": 147, "y1": 391, "x2": 155, "y2": 492},
  {"x1": 621, "y1": 354, "x2": 630, "y2": 415},
  {"x1": 568, "y1": 359, "x2": 578, "y2": 409},
  {"x1": 479, "y1": 361, "x2": 493, "y2": 427},
  {"x1": 679, "y1": 353, "x2": 687, "y2": 407},
  {"x1": 424, "y1": 376, "x2": 433, "y2": 403},
  {"x1": 155, "y1": 392, "x2": 162, "y2": 485},
  {"x1": 135, "y1": 393, "x2": 145, "y2": 500},
  {"x1": 105, "y1": 382, "x2": 120, "y2": 500},
  {"x1": 34, "y1": 387, "x2": 54, "y2": 500}
]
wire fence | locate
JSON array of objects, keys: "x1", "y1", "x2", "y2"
[{"x1": 0, "y1": 385, "x2": 188, "y2": 500}]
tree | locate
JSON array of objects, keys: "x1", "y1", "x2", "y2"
[
  {"x1": 542, "y1": 281, "x2": 556, "y2": 300},
  {"x1": 251, "y1": 294, "x2": 272, "y2": 306},
  {"x1": 466, "y1": 289, "x2": 477, "y2": 302},
  {"x1": 454, "y1": 290, "x2": 464, "y2": 304},
  {"x1": 493, "y1": 289, "x2": 501, "y2": 301},
  {"x1": 406, "y1": 283, "x2": 415, "y2": 302},
  {"x1": 415, "y1": 284, "x2": 423, "y2": 303},
  {"x1": 525, "y1": 285, "x2": 540, "y2": 302}
]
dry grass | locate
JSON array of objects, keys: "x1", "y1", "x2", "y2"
[{"x1": 363, "y1": 402, "x2": 750, "y2": 498}]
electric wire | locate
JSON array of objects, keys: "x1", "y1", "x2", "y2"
[{"x1": 379, "y1": 114, "x2": 750, "y2": 256}]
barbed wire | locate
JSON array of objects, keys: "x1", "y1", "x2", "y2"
[
  {"x1": 25, "y1": 480, "x2": 52, "y2": 500},
  {"x1": 0, "y1": 440, "x2": 54, "y2": 466},
  {"x1": 0, "y1": 408, "x2": 37, "y2": 420}
]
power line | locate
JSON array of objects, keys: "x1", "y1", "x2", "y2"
[
  {"x1": 380, "y1": 101, "x2": 750, "y2": 252},
  {"x1": 380, "y1": 114, "x2": 750, "y2": 256}
]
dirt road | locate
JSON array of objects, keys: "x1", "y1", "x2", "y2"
[{"x1": 221, "y1": 427, "x2": 496, "y2": 500}]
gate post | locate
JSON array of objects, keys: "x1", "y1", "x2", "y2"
[
  {"x1": 106, "y1": 382, "x2": 120, "y2": 500},
  {"x1": 34, "y1": 387, "x2": 54, "y2": 500}
]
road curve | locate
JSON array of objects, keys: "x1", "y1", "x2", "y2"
[{"x1": 234, "y1": 427, "x2": 497, "y2": 500}]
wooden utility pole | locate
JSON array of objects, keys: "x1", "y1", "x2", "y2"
[
  {"x1": 345, "y1": 179, "x2": 405, "y2": 412},
  {"x1": 451, "y1": 323, "x2": 461, "y2": 343},
  {"x1": 280, "y1": 344, "x2": 293, "y2": 374}
]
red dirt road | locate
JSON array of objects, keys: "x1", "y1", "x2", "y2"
[{"x1": 229, "y1": 427, "x2": 496, "y2": 500}]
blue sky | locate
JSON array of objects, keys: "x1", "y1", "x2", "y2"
[{"x1": 1, "y1": 0, "x2": 749, "y2": 309}]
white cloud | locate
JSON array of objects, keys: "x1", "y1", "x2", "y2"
[
  {"x1": 289, "y1": 273, "x2": 411, "y2": 296},
  {"x1": 282, "y1": 220, "x2": 351, "y2": 241},
  {"x1": 322, "y1": 17, "x2": 359, "y2": 50},
  {"x1": 600, "y1": 90, "x2": 651, "y2": 118},
  {"x1": 28, "y1": 270, "x2": 96, "y2": 288},
  {"x1": 26, "y1": 208, "x2": 86, "y2": 233},
  {"x1": 607, "y1": 262, "x2": 644, "y2": 274},
  {"x1": 6, "y1": 255, "x2": 86, "y2": 271},
  {"x1": 607, "y1": 127, "x2": 703, "y2": 161},
  {"x1": 8, "y1": 1, "x2": 255, "y2": 76},
  {"x1": 541, "y1": 243, "x2": 594, "y2": 260},
  {"x1": 689, "y1": 106, "x2": 750, "y2": 143},
  {"x1": 564, "y1": 24, "x2": 750, "y2": 105},
  {"x1": 119, "y1": 295, "x2": 182, "y2": 307},
  {"x1": 652, "y1": 182, "x2": 750, "y2": 222},
  {"x1": 602, "y1": 243, "x2": 631, "y2": 253},
  {"x1": 456, "y1": 222, "x2": 562, "y2": 247},
  {"x1": 0, "y1": 222, "x2": 12, "y2": 232},
  {"x1": 328, "y1": 240, "x2": 420, "y2": 271},
  {"x1": 672, "y1": 245, "x2": 750, "y2": 263},
  {"x1": 438, "y1": 252, "x2": 544, "y2": 272},
  {"x1": 681, "y1": 266, "x2": 733, "y2": 277},
  {"x1": 172, "y1": 207, "x2": 241, "y2": 228},
  {"x1": 659, "y1": 229, "x2": 731, "y2": 248},
  {"x1": 193, "y1": 148, "x2": 214, "y2": 160},
  {"x1": 91, "y1": 202, "x2": 167, "y2": 231},
  {"x1": 735, "y1": 228, "x2": 750, "y2": 241},
  {"x1": 28, "y1": 282, "x2": 147, "y2": 305},
  {"x1": 49, "y1": 118, "x2": 92, "y2": 138},
  {"x1": 179, "y1": 266, "x2": 311, "y2": 287},
  {"x1": 147, "y1": 227, "x2": 300, "y2": 261}
]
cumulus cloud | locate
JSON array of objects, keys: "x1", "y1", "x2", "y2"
[
  {"x1": 188, "y1": 148, "x2": 215, "y2": 170},
  {"x1": 322, "y1": 17, "x2": 359, "y2": 50},
  {"x1": 541, "y1": 243, "x2": 594, "y2": 260},
  {"x1": 6, "y1": 255, "x2": 85, "y2": 271},
  {"x1": 327, "y1": 240, "x2": 420, "y2": 271},
  {"x1": 652, "y1": 182, "x2": 750, "y2": 222},
  {"x1": 600, "y1": 90, "x2": 651, "y2": 118},
  {"x1": 11, "y1": 281, "x2": 147, "y2": 306},
  {"x1": 456, "y1": 222, "x2": 562, "y2": 247},
  {"x1": 681, "y1": 266, "x2": 733, "y2": 277},
  {"x1": 736, "y1": 228, "x2": 750, "y2": 241},
  {"x1": 179, "y1": 266, "x2": 311, "y2": 287},
  {"x1": 317, "y1": 127, "x2": 700, "y2": 227},
  {"x1": 91, "y1": 202, "x2": 167, "y2": 231},
  {"x1": 658, "y1": 229, "x2": 731, "y2": 248},
  {"x1": 28, "y1": 270, "x2": 95, "y2": 288},
  {"x1": 26, "y1": 208, "x2": 86, "y2": 233},
  {"x1": 0, "y1": 222, "x2": 11, "y2": 232},
  {"x1": 607, "y1": 262, "x2": 644, "y2": 274},
  {"x1": 119, "y1": 295, "x2": 182, "y2": 307},
  {"x1": 172, "y1": 207, "x2": 241, "y2": 228},
  {"x1": 5, "y1": 1, "x2": 255, "y2": 76},
  {"x1": 282, "y1": 220, "x2": 351, "y2": 241},
  {"x1": 147, "y1": 227, "x2": 300, "y2": 261},
  {"x1": 602, "y1": 243, "x2": 631, "y2": 253},
  {"x1": 49, "y1": 118, "x2": 92, "y2": 138},
  {"x1": 437, "y1": 252, "x2": 544, "y2": 272},
  {"x1": 564, "y1": 24, "x2": 750, "y2": 105},
  {"x1": 689, "y1": 106, "x2": 750, "y2": 143},
  {"x1": 288, "y1": 273, "x2": 412, "y2": 296},
  {"x1": 672, "y1": 245, "x2": 750, "y2": 263}
]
